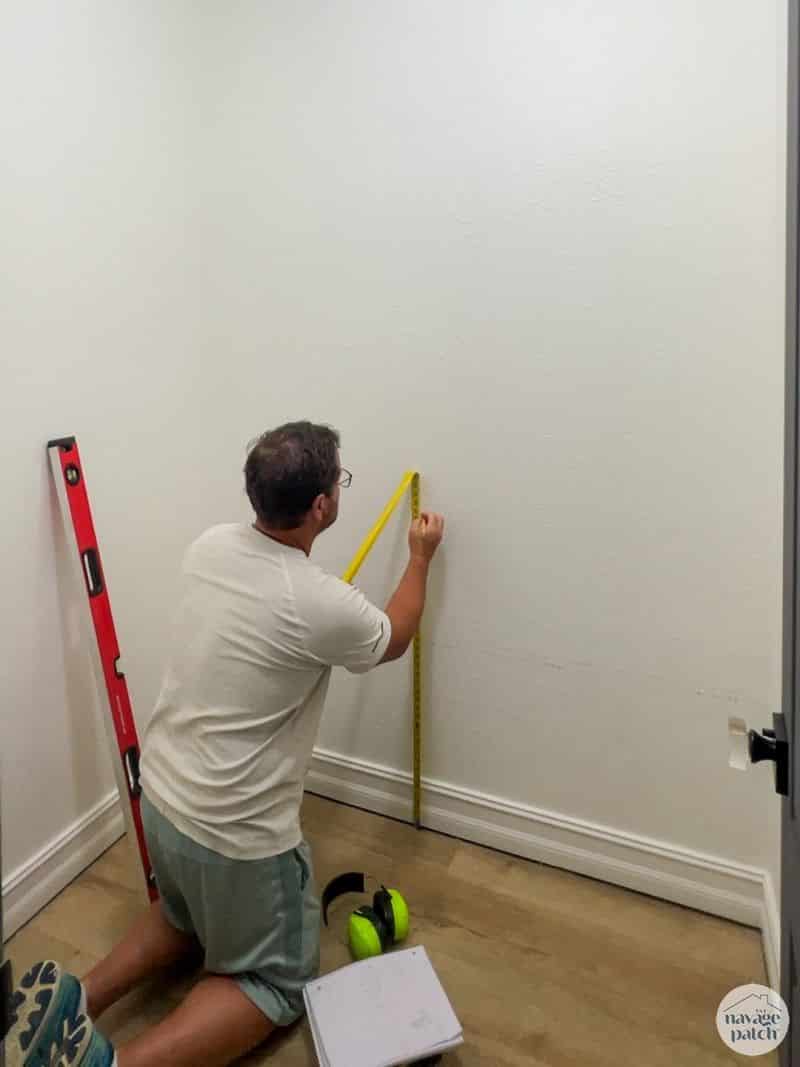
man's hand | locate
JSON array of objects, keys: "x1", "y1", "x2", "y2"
[
  {"x1": 409, "y1": 512, "x2": 445, "y2": 562},
  {"x1": 381, "y1": 511, "x2": 445, "y2": 664}
]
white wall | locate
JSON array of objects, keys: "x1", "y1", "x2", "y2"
[
  {"x1": 2, "y1": 0, "x2": 786, "y2": 959},
  {"x1": 194, "y1": 0, "x2": 786, "y2": 879},
  {"x1": 0, "y1": 1, "x2": 205, "y2": 887}
]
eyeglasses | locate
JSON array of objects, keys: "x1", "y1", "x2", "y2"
[{"x1": 337, "y1": 468, "x2": 353, "y2": 488}]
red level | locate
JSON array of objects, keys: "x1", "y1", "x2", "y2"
[{"x1": 48, "y1": 437, "x2": 157, "y2": 903}]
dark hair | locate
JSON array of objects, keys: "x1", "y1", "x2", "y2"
[{"x1": 244, "y1": 421, "x2": 341, "y2": 529}]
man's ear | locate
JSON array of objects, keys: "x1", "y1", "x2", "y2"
[{"x1": 311, "y1": 493, "x2": 328, "y2": 520}]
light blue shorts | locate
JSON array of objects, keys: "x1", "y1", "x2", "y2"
[{"x1": 141, "y1": 791, "x2": 320, "y2": 1026}]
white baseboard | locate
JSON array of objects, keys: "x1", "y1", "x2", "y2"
[
  {"x1": 2, "y1": 754, "x2": 779, "y2": 990},
  {"x1": 2, "y1": 790, "x2": 124, "y2": 940},
  {"x1": 761, "y1": 871, "x2": 781, "y2": 990},
  {"x1": 307, "y1": 746, "x2": 778, "y2": 984}
]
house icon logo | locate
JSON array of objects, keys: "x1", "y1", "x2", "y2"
[{"x1": 716, "y1": 983, "x2": 789, "y2": 1055}]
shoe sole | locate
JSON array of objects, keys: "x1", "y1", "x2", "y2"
[
  {"x1": 55, "y1": 1016, "x2": 116, "y2": 1067},
  {"x1": 54, "y1": 1012, "x2": 92, "y2": 1066},
  {"x1": 5, "y1": 961, "x2": 87, "y2": 1067}
]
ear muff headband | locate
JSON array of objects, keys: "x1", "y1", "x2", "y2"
[{"x1": 322, "y1": 871, "x2": 368, "y2": 926}]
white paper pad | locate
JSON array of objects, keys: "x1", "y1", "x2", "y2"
[{"x1": 303, "y1": 946, "x2": 464, "y2": 1067}]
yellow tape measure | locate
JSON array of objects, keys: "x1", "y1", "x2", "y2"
[
  {"x1": 410, "y1": 474, "x2": 421, "y2": 829},
  {"x1": 342, "y1": 471, "x2": 423, "y2": 828}
]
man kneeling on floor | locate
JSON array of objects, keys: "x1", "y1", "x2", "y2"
[{"x1": 7, "y1": 421, "x2": 444, "y2": 1067}]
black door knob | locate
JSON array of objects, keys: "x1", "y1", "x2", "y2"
[{"x1": 748, "y1": 715, "x2": 789, "y2": 797}]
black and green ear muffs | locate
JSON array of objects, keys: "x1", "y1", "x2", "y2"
[{"x1": 322, "y1": 872, "x2": 410, "y2": 961}]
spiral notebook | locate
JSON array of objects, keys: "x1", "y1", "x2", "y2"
[{"x1": 303, "y1": 946, "x2": 464, "y2": 1067}]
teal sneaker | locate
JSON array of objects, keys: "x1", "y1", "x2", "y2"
[
  {"x1": 4, "y1": 961, "x2": 87, "y2": 1067},
  {"x1": 55, "y1": 1016, "x2": 116, "y2": 1067}
]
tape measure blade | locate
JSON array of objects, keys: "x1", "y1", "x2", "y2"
[
  {"x1": 411, "y1": 473, "x2": 421, "y2": 828},
  {"x1": 413, "y1": 631, "x2": 421, "y2": 828}
]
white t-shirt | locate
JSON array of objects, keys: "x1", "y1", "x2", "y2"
[{"x1": 140, "y1": 523, "x2": 391, "y2": 859}]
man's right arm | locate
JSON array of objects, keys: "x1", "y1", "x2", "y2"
[{"x1": 380, "y1": 512, "x2": 444, "y2": 663}]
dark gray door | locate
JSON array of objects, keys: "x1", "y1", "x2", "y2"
[
  {"x1": 783, "y1": 3, "x2": 800, "y2": 1065},
  {"x1": 0, "y1": 792, "x2": 7, "y2": 1067}
]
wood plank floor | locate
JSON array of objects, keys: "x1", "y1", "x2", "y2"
[{"x1": 5, "y1": 795, "x2": 773, "y2": 1065}]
